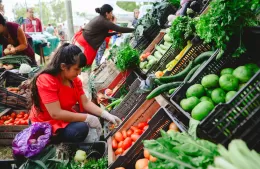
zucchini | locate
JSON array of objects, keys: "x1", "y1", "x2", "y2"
[
  {"x1": 193, "y1": 51, "x2": 214, "y2": 65},
  {"x1": 154, "y1": 79, "x2": 164, "y2": 86},
  {"x1": 146, "y1": 82, "x2": 182, "y2": 100},
  {"x1": 169, "y1": 88, "x2": 176, "y2": 95},
  {"x1": 147, "y1": 55, "x2": 157, "y2": 61},
  {"x1": 183, "y1": 64, "x2": 201, "y2": 83},
  {"x1": 164, "y1": 41, "x2": 172, "y2": 47},
  {"x1": 160, "y1": 44, "x2": 169, "y2": 50},
  {"x1": 159, "y1": 61, "x2": 194, "y2": 83},
  {"x1": 154, "y1": 51, "x2": 163, "y2": 60},
  {"x1": 106, "y1": 98, "x2": 123, "y2": 109}
]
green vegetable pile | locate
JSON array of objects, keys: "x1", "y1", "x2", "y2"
[
  {"x1": 196, "y1": 0, "x2": 259, "y2": 58},
  {"x1": 169, "y1": 16, "x2": 197, "y2": 50},
  {"x1": 58, "y1": 157, "x2": 108, "y2": 169},
  {"x1": 115, "y1": 45, "x2": 140, "y2": 72},
  {"x1": 144, "y1": 130, "x2": 218, "y2": 169},
  {"x1": 180, "y1": 63, "x2": 259, "y2": 121},
  {"x1": 208, "y1": 139, "x2": 260, "y2": 169}
]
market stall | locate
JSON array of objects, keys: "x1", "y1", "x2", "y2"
[{"x1": 0, "y1": 0, "x2": 259, "y2": 168}]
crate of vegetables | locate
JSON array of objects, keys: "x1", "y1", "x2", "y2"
[
  {"x1": 0, "y1": 71, "x2": 28, "y2": 109},
  {"x1": 0, "y1": 109, "x2": 29, "y2": 145},
  {"x1": 104, "y1": 78, "x2": 148, "y2": 139},
  {"x1": 139, "y1": 29, "x2": 179, "y2": 76},
  {"x1": 170, "y1": 51, "x2": 260, "y2": 148},
  {"x1": 107, "y1": 106, "x2": 179, "y2": 169},
  {"x1": 146, "y1": 41, "x2": 215, "y2": 101},
  {"x1": 97, "y1": 70, "x2": 139, "y2": 107}
]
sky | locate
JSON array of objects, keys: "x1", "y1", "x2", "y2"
[{"x1": 3, "y1": 0, "x2": 118, "y2": 20}]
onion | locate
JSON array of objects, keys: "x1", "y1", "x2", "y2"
[{"x1": 135, "y1": 158, "x2": 148, "y2": 169}]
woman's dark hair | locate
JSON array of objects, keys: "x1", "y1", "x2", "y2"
[
  {"x1": 0, "y1": 13, "x2": 6, "y2": 26},
  {"x1": 95, "y1": 4, "x2": 113, "y2": 16},
  {"x1": 30, "y1": 43, "x2": 87, "y2": 111}
]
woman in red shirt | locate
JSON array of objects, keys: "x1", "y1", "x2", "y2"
[{"x1": 29, "y1": 43, "x2": 121, "y2": 142}]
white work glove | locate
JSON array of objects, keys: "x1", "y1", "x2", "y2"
[
  {"x1": 101, "y1": 110, "x2": 122, "y2": 125},
  {"x1": 84, "y1": 114, "x2": 102, "y2": 136}
]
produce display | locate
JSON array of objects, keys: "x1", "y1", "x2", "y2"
[
  {"x1": 112, "y1": 119, "x2": 150, "y2": 156},
  {"x1": 139, "y1": 31, "x2": 173, "y2": 73},
  {"x1": 146, "y1": 50, "x2": 215, "y2": 99},
  {"x1": 6, "y1": 79, "x2": 31, "y2": 97},
  {"x1": 0, "y1": 111, "x2": 29, "y2": 125},
  {"x1": 179, "y1": 63, "x2": 259, "y2": 121}
]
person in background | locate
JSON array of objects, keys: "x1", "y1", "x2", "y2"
[
  {"x1": 46, "y1": 24, "x2": 54, "y2": 35},
  {"x1": 72, "y1": 4, "x2": 134, "y2": 66},
  {"x1": 54, "y1": 26, "x2": 58, "y2": 37},
  {"x1": 95, "y1": 15, "x2": 116, "y2": 66},
  {"x1": 29, "y1": 43, "x2": 121, "y2": 143},
  {"x1": 132, "y1": 9, "x2": 140, "y2": 27},
  {"x1": 0, "y1": 14, "x2": 36, "y2": 64},
  {"x1": 58, "y1": 24, "x2": 65, "y2": 44},
  {"x1": 23, "y1": 8, "x2": 42, "y2": 32}
]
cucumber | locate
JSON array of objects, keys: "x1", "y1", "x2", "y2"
[
  {"x1": 154, "y1": 79, "x2": 164, "y2": 86},
  {"x1": 169, "y1": 88, "x2": 176, "y2": 95},
  {"x1": 159, "y1": 61, "x2": 194, "y2": 83},
  {"x1": 146, "y1": 82, "x2": 182, "y2": 100},
  {"x1": 193, "y1": 51, "x2": 214, "y2": 65},
  {"x1": 106, "y1": 98, "x2": 123, "y2": 109},
  {"x1": 183, "y1": 64, "x2": 201, "y2": 83}
]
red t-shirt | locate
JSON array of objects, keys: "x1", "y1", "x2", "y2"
[
  {"x1": 24, "y1": 17, "x2": 42, "y2": 32},
  {"x1": 29, "y1": 74, "x2": 85, "y2": 133}
]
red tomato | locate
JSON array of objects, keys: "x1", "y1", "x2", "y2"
[
  {"x1": 2, "y1": 116, "x2": 7, "y2": 121},
  {"x1": 138, "y1": 122, "x2": 148, "y2": 130},
  {"x1": 9, "y1": 119, "x2": 15, "y2": 123},
  {"x1": 134, "y1": 129, "x2": 143, "y2": 135},
  {"x1": 122, "y1": 130, "x2": 127, "y2": 139},
  {"x1": 11, "y1": 113, "x2": 16, "y2": 118},
  {"x1": 118, "y1": 141, "x2": 123, "y2": 149},
  {"x1": 0, "y1": 120, "x2": 4, "y2": 123},
  {"x1": 130, "y1": 126, "x2": 138, "y2": 131},
  {"x1": 14, "y1": 121, "x2": 19, "y2": 125},
  {"x1": 16, "y1": 114, "x2": 23, "y2": 118},
  {"x1": 131, "y1": 133, "x2": 140, "y2": 142},
  {"x1": 115, "y1": 148, "x2": 124, "y2": 155},
  {"x1": 126, "y1": 129, "x2": 133, "y2": 137},
  {"x1": 19, "y1": 112, "x2": 25, "y2": 116},
  {"x1": 20, "y1": 120, "x2": 27, "y2": 125},
  {"x1": 143, "y1": 125, "x2": 149, "y2": 131},
  {"x1": 112, "y1": 139, "x2": 118, "y2": 150},
  {"x1": 114, "y1": 132, "x2": 124, "y2": 142},
  {"x1": 23, "y1": 114, "x2": 29, "y2": 119},
  {"x1": 24, "y1": 120, "x2": 28, "y2": 125},
  {"x1": 122, "y1": 137, "x2": 132, "y2": 150}
]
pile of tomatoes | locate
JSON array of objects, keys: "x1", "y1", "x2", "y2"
[
  {"x1": 0, "y1": 111, "x2": 29, "y2": 125},
  {"x1": 112, "y1": 118, "x2": 150, "y2": 156}
]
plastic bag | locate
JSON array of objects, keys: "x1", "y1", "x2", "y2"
[{"x1": 12, "y1": 122, "x2": 52, "y2": 158}]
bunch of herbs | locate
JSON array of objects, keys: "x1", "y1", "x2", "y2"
[{"x1": 196, "y1": 0, "x2": 259, "y2": 58}]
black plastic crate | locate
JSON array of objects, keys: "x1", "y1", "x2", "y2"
[
  {"x1": 61, "y1": 141, "x2": 108, "y2": 160},
  {"x1": 108, "y1": 108, "x2": 172, "y2": 169},
  {"x1": 170, "y1": 51, "x2": 260, "y2": 149},
  {"x1": 0, "y1": 89, "x2": 28, "y2": 109},
  {"x1": 0, "y1": 71, "x2": 27, "y2": 88},
  {"x1": 164, "y1": 42, "x2": 212, "y2": 77},
  {"x1": 104, "y1": 78, "x2": 147, "y2": 139}
]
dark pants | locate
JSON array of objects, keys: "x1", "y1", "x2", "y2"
[{"x1": 54, "y1": 122, "x2": 89, "y2": 143}]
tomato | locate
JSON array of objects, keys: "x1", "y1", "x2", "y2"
[
  {"x1": 23, "y1": 114, "x2": 29, "y2": 119},
  {"x1": 143, "y1": 125, "x2": 149, "y2": 131},
  {"x1": 16, "y1": 114, "x2": 23, "y2": 118},
  {"x1": 20, "y1": 120, "x2": 27, "y2": 125},
  {"x1": 9, "y1": 119, "x2": 15, "y2": 123},
  {"x1": 122, "y1": 130, "x2": 127, "y2": 139},
  {"x1": 11, "y1": 113, "x2": 16, "y2": 118},
  {"x1": 130, "y1": 126, "x2": 138, "y2": 131},
  {"x1": 134, "y1": 129, "x2": 143, "y2": 135},
  {"x1": 144, "y1": 149, "x2": 150, "y2": 159},
  {"x1": 135, "y1": 158, "x2": 148, "y2": 169},
  {"x1": 126, "y1": 129, "x2": 133, "y2": 137},
  {"x1": 114, "y1": 132, "x2": 124, "y2": 142},
  {"x1": 112, "y1": 139, "x2": 118, "y2": 150},
  {"x1": 138, "y1": 122, "x2": 148, "y2": 130},
  {"x1": 24, "y1": 120, "x2": 28, "y2": 125},
  {"x1": 149, "y1": 155, "x2": 157, "y2": 162},
  {"x1": 130, "y1": 133, "x2": 140, "y2": 142},
  {"x1": 118, "y1": 141, "x2": 123, "y2": 149},
  {"x1": 115, "y1": 148, "x2": 124, "y2": 155},
  {"x1": 122, "y1": 137, "x2": 132, "y2": 150},
  {"x1": 0, "y1": 120, "x2": 4, "y2": 123},
  {"x1": 14, "y1": 121, "x2": 19, "y2": 125},
  {"x1": 169, "y1": 122, "x2": 178, "y2": 131},
  {"x1": 19, "y1": 111, "x2": 25, "y2": 116}
]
